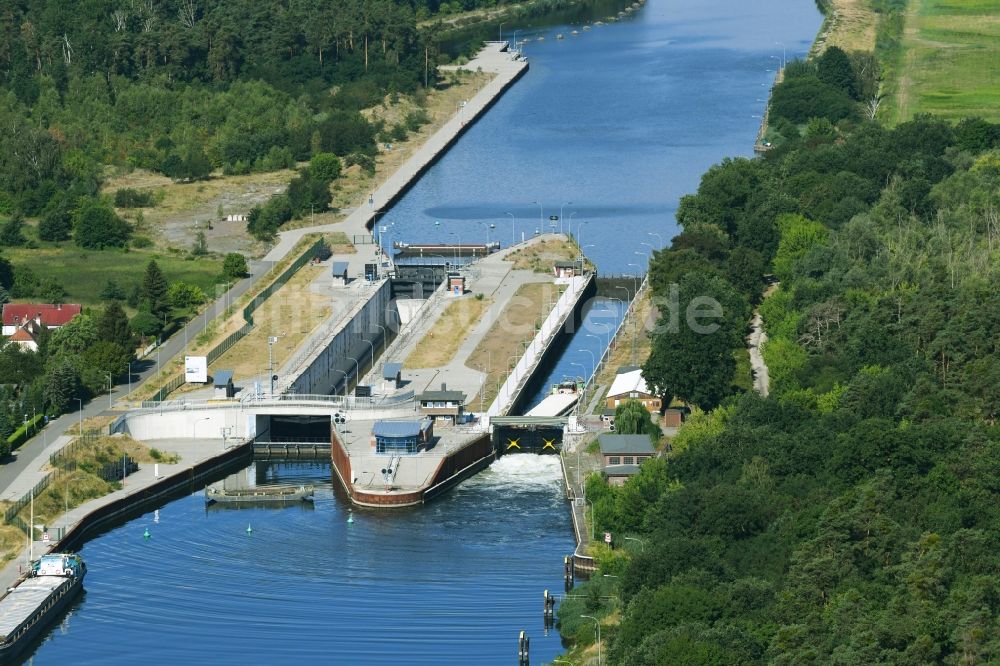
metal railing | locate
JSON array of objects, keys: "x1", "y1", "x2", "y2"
[
  {"x1": 576, "y1": 273, "x2": 650, "y2": 414},
  {"x1": 138, "y1": 390, "x2": 415, "y2": 413},
  {"x1": 149, "y1": 237, "x2": 327, "y2": 403}
]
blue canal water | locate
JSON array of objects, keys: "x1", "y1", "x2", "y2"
[
  {"x1": 24, "y1": 1, "x2": 821, "y2": 663},
  {"x1": 28, "y1": 458, "x2": 572, "y2": 665},
  {"x1": 379, "y1": 0, "x2": 821, "y2": 275}
]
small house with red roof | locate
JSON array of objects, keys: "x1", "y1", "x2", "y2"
[
  {"x1": 2, "y1": 303, "x2": 82, "y2": 337},
  {"x1": 3, "y1": 303, "x2": 82, "y2": 351}
]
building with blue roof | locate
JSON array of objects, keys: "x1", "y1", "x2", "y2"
[{"x1": 371, "y1": 418, "x2": 434, "y2": 454}]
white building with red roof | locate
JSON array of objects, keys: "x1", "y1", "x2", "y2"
[{"x1": 2, "y1": 303, "x2": 82, "y2": 337}]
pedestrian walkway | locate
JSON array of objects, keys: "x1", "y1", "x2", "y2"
[{"x1": 263, "y1": 42, "x2": 527, "y2": 264}]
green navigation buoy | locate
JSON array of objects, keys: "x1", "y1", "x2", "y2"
[
  {"x1": 143, "y1": 527, "x2": 150, "y2": 540},
  {"x1": 246, "y1": 523, "x2": 253, "y2": 535}
]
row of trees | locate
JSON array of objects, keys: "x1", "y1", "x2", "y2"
[{"x1": 576, "y1": 112, "x2": 1000, "y2": 663}]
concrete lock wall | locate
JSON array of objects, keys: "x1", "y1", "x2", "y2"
[
  {"x1": 121, "y1": 407, "x2": 248, "y2": 441},
  {"x1": 289, "y1": 280, "x2": 395, "y2": 396}
]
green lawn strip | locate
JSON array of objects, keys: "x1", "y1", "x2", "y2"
[{"x1": 3, "y1": 246, "x2": 224, "y2": 308}]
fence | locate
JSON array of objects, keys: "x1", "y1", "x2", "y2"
[
  {"x1": 577, "y1": 273, "x2": 650, "y2": 414},
  {"x1": 149, "y1": 237, "x2": 327, "y2": 403}
]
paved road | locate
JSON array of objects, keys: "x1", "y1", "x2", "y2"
[
  {"x1": 0, "y1": 43, "x2": 528, "y2": 502},
  {"x1": 0, "y1": 261, "x2": 269, "y2": 500}
]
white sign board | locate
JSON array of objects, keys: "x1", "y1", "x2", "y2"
[
  {"x1": 604, "y1": 532, "x2": 612, "y2": 544},
  {"x1": 184, "y1": 355, "x2": 208, "y2": 384}
]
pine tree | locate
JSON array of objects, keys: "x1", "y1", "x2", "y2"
[
  {"x1": 140, "y1": 260, "x2": 169, "y2": 318},
  {"x1": 98, "y1": 301, "x2": 134, "y2": 351},
  {"x1": 43, "y1": 361, "x2": 79, "y2": 415}
]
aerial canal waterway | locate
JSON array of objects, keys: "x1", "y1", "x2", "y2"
[{"x1": 24, "y1": 1, "x2": 821, "y2": 663}]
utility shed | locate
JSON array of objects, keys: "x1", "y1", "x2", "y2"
[
  {"x1": 213, "y1": 370, "x2": 235, "y2": 398},
  {"x1": 382, "y1": 362, "x2": 402, "y2": 388},
  {"x1": 417, "y1": 384, "x2": 466, "y2": 422},
  {"x1": 331, "y1": 261, "x2": 350, "y2": 285}
]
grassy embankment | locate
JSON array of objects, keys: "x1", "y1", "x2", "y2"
[
  {"x1": 467, "y1": 281, "x2": 565, "y2": 408},
  {"x1": 0, "y1": 435, "x2": 178, "y2": 566},
  {"x1": 815, "y1": 0, "x2": 879, "y2": 54},
  {"x1": 585, "y1": 289, "x2": 656, "y2": 413},
  {"x1": 404, "y1": 296, "x2": 493, "y2": 369},
  {"x1": 506, "y1": 237, "x2": 592, "y2": 272},
  {"x1": 884, "y1": 0, "x2": 1000, "y2": 123},
  {"x1": 132, "y1": 232, "x2": 350, "y2": 400}
]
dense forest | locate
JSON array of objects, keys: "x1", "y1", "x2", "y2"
[{"x1": 568, "y1": 53, "x2": 1000, "y2": 663}]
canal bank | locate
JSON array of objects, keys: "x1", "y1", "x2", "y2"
[
  {"x1": 11, "y1": 1, "x2": 825, "y2": 661},
  {"x1": 0, "y1": 439, "x2": 250, "y2": 591}
]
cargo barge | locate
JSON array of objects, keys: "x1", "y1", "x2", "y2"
[
  {"x1": 0, "y1": 553, "x2": 86, "y2": 662},
  {"x1": 205, "y1": 484, "x2": 315, "y2": 504}
]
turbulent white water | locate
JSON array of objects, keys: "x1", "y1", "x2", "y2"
[{"x1": 465, "y1": 454, "x2": 563, "y2": 491}]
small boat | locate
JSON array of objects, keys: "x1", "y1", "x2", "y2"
[
  {"x1": 205, "y1": 484, "x2": 315, "y2": 504},
  {"x1": 571, "y1": 30, "x2": 579, "y2": 36},
  {"x1": 556, "y1": 34, "x2": 564, "y2": 40},
  {"x1": 583, "y1": 25, "x2": 591, "y2": 31},
  {"x1": 0, "y1": 554, "x2": 86, "y2": 661},
  {"x1": 551, "y1": 378, "x2": 583, "y2": 395}
]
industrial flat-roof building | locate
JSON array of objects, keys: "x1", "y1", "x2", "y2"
[{"x1": 371, "y1": 419, "x2": 434, "y2": 454}]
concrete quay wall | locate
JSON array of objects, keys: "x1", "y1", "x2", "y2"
[
  {"x1": 287, "y1": 279, "x2": 395, "y2": 396},
  {"x1": 358, "y1": 53, "x2": 528, "y2": 233}
]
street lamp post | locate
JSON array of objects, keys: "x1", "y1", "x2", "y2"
[
  {"x1": 331, "y1": 368, "x2": 349, "y2": 400},
  {"x1": 505, "y1": 212, "x2": 516, "y2": 247},
  {"x1": 531, "y1": 200, "x2": 543, "y2": 231},
  {"x1": 372, "y1": 323, "x2": 388, "y2": 361},
  {"x1": 267, "y1": 336, "x2": 280, "y2": 397},
  {"x1": 348, "y1": 355, "x2": 360, "y2": 387},
  {"x1": 775, "y1": 41, "x2": 786, "y2": 68},
  {"x1": 624, "y1": 536, "x2": 646, "y2": 551},
  {"x1": 648, "y1": 231, "x2": 663, "y2": 249},
  {"x1": 107, "y1": 373, "x2": 113, "y2": 410},
  {"x1": 361, "y1": 336, "x2": 375, "y2": 374},
  {"x1": 580, "y1": 615, "x2": 601, "y2": 665},
  {"x1": 559, "y1": 201, "x2": 572, "y2": 235},
  {"x1": 194, "y1": 416, "x2": 210, "y2": 438},
  {"x1": 567, "y1": 211, "x2": 577, "y2": 240},
  {"x1": 627, "y1": 262, "x2": 641, "y2": 296},
  {"x1": 74, "y1": 398, "x2": 83, "y2": 435}
]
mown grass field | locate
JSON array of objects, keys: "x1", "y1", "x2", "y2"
[
  {"x1": 890, "y1": 0, "x2": 1000, "y2": 122},
  {"x1": 2, "y1": 244, "x2": 223, "y2": 308},
  {"x1": 404, "y1": 296, "x2": 492, "y2": 369}
]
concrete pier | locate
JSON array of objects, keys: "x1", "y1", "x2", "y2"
[{"x1": 262, "y1": 42, "x2": 529, "y2": 262}]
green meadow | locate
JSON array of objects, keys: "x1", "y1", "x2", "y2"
[{"x1": 890, "y1": 0, "x2": 1000, "y2": 122}]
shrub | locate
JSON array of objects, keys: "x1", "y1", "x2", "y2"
[
  {"x1": 74, "y1": 200, "x2": 132, "y2": 249},
  {"x1": 113, "y1": 188, "x2": 155, "y2": 208}
]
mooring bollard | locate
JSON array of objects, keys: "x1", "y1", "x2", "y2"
[
  {"x1": 518, "y1": 629, "x2": 530, "y2": 665},
  {"x1": 543, "y1": 589, "x2": 556, "y2": 631}
]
